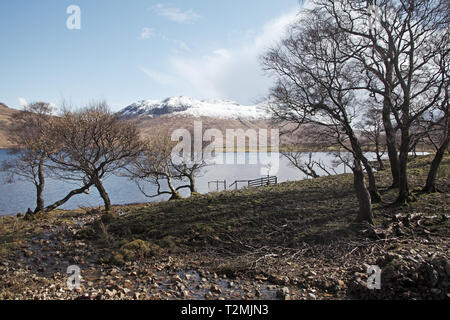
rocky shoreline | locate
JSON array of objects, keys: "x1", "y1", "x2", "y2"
[
  {"x1": 0, "y1": 209, "x2": 448, "y2": 300},
  {"x1": 1, "y1": 155, "x2": 449, "y2": 300}
]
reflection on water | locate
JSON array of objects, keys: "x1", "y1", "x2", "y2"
[{"x1": 0, "y1": 150, "x2": 356, "y2": 216}]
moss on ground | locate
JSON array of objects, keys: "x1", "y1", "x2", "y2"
[
  {"x1": 0, "y1": 209, "x2": 84, "y2": 256},
  {"x1": 1, "y1": 154, "x2": 448, "y2": 262},
  {"x1": 0, "y1": 154, "x2": 448, "y2": 300},
  {"x1": 97, "y1": 154, "x2": 449, "y2": 255}
]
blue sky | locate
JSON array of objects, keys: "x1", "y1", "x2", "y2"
[{"x1": 0, "y1": 0, "x2": 302, "y2": 111}]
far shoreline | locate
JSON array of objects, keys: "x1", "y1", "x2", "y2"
[
  {"x1": 0, "y1": 150, "x2": 434, "y2": 217},
  {"x1": 0, "y1": 145, "x2": 435, "y2": 153}
]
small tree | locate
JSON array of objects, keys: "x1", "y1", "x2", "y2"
[
  {"x1": 127, "y1": 132, "x2": 206, "y2": 200},
  {"x1": 281, "y1": 126, "x2": 338, "y2": 178},
  {"x1": 282, "y1": 149, "x2": 340, "y2": 179},
  {"x1": 421, "y1": 81, "x2": 449, "y2": 193},
  {"x1": 48, "y1": 102, "x2": 143, "y2": 212},
  {"x1": 283, "y1": 150, "x2": 320, "y2": 179},
  {"x1": 172, "y1": 162, "x2": 206, "y2": 195},
  {"x1": 358, "y1": 106, "x2": 386, "y2": 171},
  {"x1": 1, "y1": 102, "x2": 54, "y2": 216}
]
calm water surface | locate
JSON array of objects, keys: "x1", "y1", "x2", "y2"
[{"x1": 0, "y1": 150, "x2": 362, "y2": 216}]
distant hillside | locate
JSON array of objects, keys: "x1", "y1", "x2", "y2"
[
  {"x1": 0, "y1": 103, "x2": 19, "y2": 149},
  {"x1": 119, "y1": 96, "x2": 298, "y2": 147},
  {"x1": 133, "y1": 114, "x2": 286, "y2": 148},
  {"x1": 0, "y1": 98, "x2": 302, "y2": 149}
]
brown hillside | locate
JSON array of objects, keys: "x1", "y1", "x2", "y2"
[
  {"x1": 134, "y1": 114, "x2": 299, "y2": 148},
  {"x1": 0, "y1": 103, "x2": 19, "y2": 149},
  {"x1": 0, "y1": 108, "x2": 304, "y2": 149}
]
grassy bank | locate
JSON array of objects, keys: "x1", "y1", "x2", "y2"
[
  {"x1": 84, "y1": 154, "x2": 449, "y2": 299},
  {"x1": 0, "y1": 154, "x2": 448, "y2": 300},
  {"x1": 98, "y1": 154, "x2": 449, "y2": 254}
]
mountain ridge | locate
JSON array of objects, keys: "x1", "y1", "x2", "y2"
[
  {"x1": 0, "y1": 98, "x2": 285, "y2": 149},
  {"x1": 119, "y1": 96, "x2": 270, "y2": 120}
]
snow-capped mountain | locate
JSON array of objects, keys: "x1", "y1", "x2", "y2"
[{"x1": 119, "y1": 96, "x2": 270, "y2": 120}]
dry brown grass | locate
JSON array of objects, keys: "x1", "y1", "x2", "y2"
[
  {"x1": 103, "y1": 154, "x2": 450, "y2": 255},
  {"x1": 133, "y1": 114, "x2": 302, "y2": 147},
  {"x1": 0, "y1": 103, "x2": 19, "y2": 149}
]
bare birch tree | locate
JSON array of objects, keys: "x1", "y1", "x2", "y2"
[
  {"x1": 1, "y1": 102, "x2": 54, "y2": 216},
  {"x1": 312, "y1": 0, "x2": 449, "y2": 203},
  {"x1": 262, "y1": 10, "x2": 377, "y2": 223},
  {"x1": 47, "y1": 102, "x2": 143, "y2": 212},
  {"x1": 357, "y1": 105, "x2": 387, "y2": 170},
  {"x1": 126, "y1": 131, "x2": 207, "y2": 200}
]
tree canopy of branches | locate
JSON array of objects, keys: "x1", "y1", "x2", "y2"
[
  {"x1": 1, "y1": 102, "x2": 54, "y2": 215},
  {"x1": 282, "y1": 149, "x2": 339, "y2": 178},
  {"x1": 311, "y1": 0, "x2": 449, "y2": 203},
  {"x1": 47, "y1": 102, "x2": 143, "y2": 212},
  {"x1": 357, "y1": 105, "x2": 386, "y2": 170},
  {"x1": 262, "y1": 9, "x2": 378, "y2": 223},
  {"x1": 126, "y1": 132, "x2": 207, "y2": 200},
  {"x1": 419, "y1": 80, "x2": 449, "y2": 192}
]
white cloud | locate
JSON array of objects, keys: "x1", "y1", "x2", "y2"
[
  {"x1": 139, "y1": 29, "x2": 190, "y2": 52},
  {"x1": 174, "y1": 40, "x2": 191, "y2": 52},
  {"x1": 18, "y1": 97, "x2": 27, "y2": 107},
  {"x1": 154, "y1": 4, "x2": 200, "y2": 23},
  {"x1": 140, "y1": 27, "x2": 154, "y2": 39},
  {"x1": 169, "y1": 9, "x2": 299, "y2": 104},
  {"x1": 140, "y1": 67, "x2": 177, "y2": 85},
  {"x1": 160, "y1": 34, "x2": 191, "y2": 52}
]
